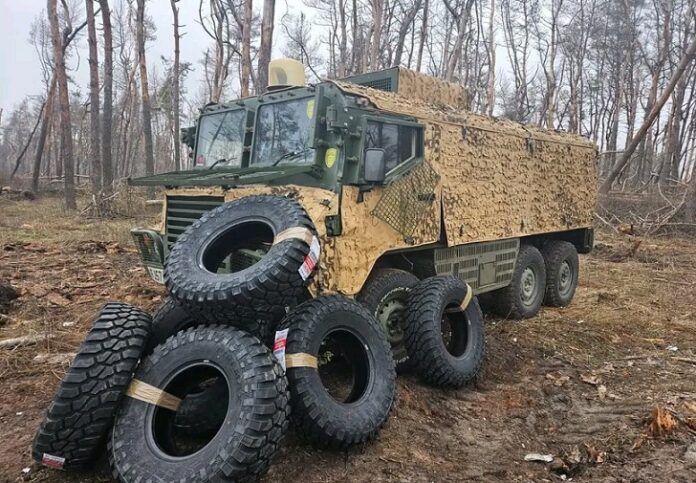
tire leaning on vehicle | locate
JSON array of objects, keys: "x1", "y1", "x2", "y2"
[
  {"x1": 403, "y1": 276, "x2": 486, "y2": 388},
  {"x1": 165, "y1": 195, "x2": 318, "y2": 339},
  {"x1": 109, "y1": 325, "x2": 290, "y2": 483},
  {"x1": 276, "y1": 295, "x2": 396, "y2": 449},
  {"x1": 32, "y1": 303, "x2": 151, "y2": 470}
]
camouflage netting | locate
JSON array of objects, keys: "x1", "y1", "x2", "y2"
[
  {"x1": 395, "y1": 68, "x2": 471, "y2": 111},
  {"x1": 336, "y1": 81, "x2": 598, "y2": 247}
]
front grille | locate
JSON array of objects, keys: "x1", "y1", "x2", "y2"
[
  {"x1": 166, "y1": 195, "x2": 225, "y2": 249},
  {"x1": 131, "y1": 230, "x2": 164, "y2": 266}
]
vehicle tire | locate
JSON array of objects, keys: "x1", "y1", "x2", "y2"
[
  {"x1": 542, "y1": 241, "x2": 579, "y2": 307},
  {"x1": 173, "y1": 379, "x2": 228, "y2": 436},
  {"x1": 109, "y1": 326, "x2": 289, "y2": 483},
  {"x1": 165, "y1": 195, "x2": 318, "y2": 334},
  {"x1": 491, "y1": 244, "x2": 546, "y2": 319},
  {"x1": 277, "y1": 295, "x2": 396, "y2": 449},
  {"x1": 146, "y1": 297, "x2": 196, "y2": 353},
  {"x1": 357, "y1": 268, "x2": 419, "y2": 366},
  {"x1": 403, "y1": 276, "x2": 485, "y2": 388},
  {"x1": 32, "y1": 303, "x2": 151, "y2": 470}
]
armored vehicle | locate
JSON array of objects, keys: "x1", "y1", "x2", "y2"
[{"x1": 130, "y1": 60, "x2": 597, "y2": 358}]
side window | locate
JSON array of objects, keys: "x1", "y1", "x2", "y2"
[{"x1": 365, "y1": 121, "x2": 418, "y2": 173}]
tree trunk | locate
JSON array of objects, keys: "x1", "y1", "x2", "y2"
[
  {"x1": 241, "y1": 0, "x2": 253, "y2": 97},
  {"x1": 86, "y1": 0, "x2": 102, "y2": 196},
  {"x1": 415, "y1": 0, "x2": 428, "y2": 71},
  {"x1": 136, "y1": 0, "x2": 155, "y2": 189},
  {"x1": 47, "y1": 0, "x2": 76, "y2": 209},
  {"x1": 170, "y1": 0, "x2": 181, "y2": 171},
  {"x1": 600, "y1": 33, "x2": 696, "y2": 194},
  {"x1": 100, "y1": 0, "x2": 114, "y2": 195},
  {"x1": 32, "y1": 77, "x2": 57, "y2": 193},
  {"x1": 485, "y1": 0, "x2": 496, "y2": 115},
  {"x1": 257, "y1": 0, "x2": 275, "y2": 92},
  {"x1": 370, "y1": 0, "x2": 384, "y2": 70}
]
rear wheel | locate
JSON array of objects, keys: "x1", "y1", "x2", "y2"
[
  {"x1": 491, "y1": 244, "x2": 546, "y2": 319},
  {"x1": 357, "y1": 269, "x2": 419, "y2": 366},
  {"x1": 542, "y1": 241, "x2": 579, "y2": 307}
]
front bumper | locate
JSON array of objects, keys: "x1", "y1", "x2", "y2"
[{"x1": 131, "y1": 228, "x2": 166, "y2": 284}]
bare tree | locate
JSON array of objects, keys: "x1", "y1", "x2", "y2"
[
  {"x1": 47, "y1": 0, "x2": 77, "y2": 209},
  {"x1": 100, "y1": 0, "x2": 114, "y2": 194},
  {"x1": 171, "y1": 0, "x2": 182, "y2": 170},
  {"x1": 136, "y1": 0, "x2": 155, "y2": 186},
  {"x1": 86, "y1": 0, "x2": 102, "y2": 196},
  {"x1": 257, "y1": 0, "x2": 275, "y2": 91}
]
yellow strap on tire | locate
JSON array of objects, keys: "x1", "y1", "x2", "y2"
[
  {"x1": 285, "y1": 353, "x2": 318, "y2": 369},
  {"x1": 126, "y1": 379, "x2": 181, "y2": 411},
  {"x1": 273, "y1": 227, "x2": 314, "y2": 246}
]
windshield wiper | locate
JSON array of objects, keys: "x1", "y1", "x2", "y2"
[
  {"x1": 208, "y1": 158, "x2": 228, "y2": 169},
  {"x1": 271, "y1": 148, "x2": 312, "y2": 167}
]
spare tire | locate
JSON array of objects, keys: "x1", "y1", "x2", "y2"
[
  {"x1": 32, "y1": 302, "x2": 151, "y2": 470},
  {"x1": 146, "y1": 297, "x2": 196, "y2": 353},
  {"x1": 109, "y1": 325, "x2": 289, "y2": 482},
  {"x1": 165, "y1": 195, "x2": 318, "y2": 334},
  {"x1": 403, "y1": 276, "x2": 485, "y2": 388},
  {"x1": 275, "y1": 295, "x2": 396, "y2": 449}
]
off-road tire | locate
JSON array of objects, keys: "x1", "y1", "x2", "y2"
[
  {"x1": 32, "y1": 303, "x2": 151, "y2": 470},
  {"x1": 146, "y1": 297, "x2": 196, "y2": 353},
  {"x1": 109, "y1": 326, "x2": 289, "y2": 482},
  {"x1": 277, "y1": 296, "x2": 396, "y2": 449},
  {"x1": 173, "y1": 379, "x2": 229, "y2": 435},
  {"x1": 542, "y1": 241, "x2": 579, "y2": 307},
  {"x1": 165, "y1": 195, "x2": 317, "y2": 335},
  {"x1": 491, "y1": 244, "x2": 546, "y2": 319},
  {"x1": 403, "y1": 276, "x2": 485, "y2": 388},
  {"x1": 357, "y1": 268, "x2": 419, "y2": 367}
]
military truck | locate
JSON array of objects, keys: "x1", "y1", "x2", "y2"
[{"x1": 130, "y1": 59, "x2": 597, "y2": 360}]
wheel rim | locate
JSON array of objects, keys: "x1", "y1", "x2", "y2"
[
  {"x1": 376, "y1": 290, "x2": 408, "y2": 362},
  {"x1": 558, "y1": 260, "x2": 574, "y2": 297},
  {"x1": 520, "y1": 266, "x2": 539, "y2": 307}
]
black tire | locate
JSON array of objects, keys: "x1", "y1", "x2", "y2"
[
  {"x1": 109, "y1": 326, "x2": 289, "y2": 482},
  {"x1": 165, "y1": 195, "x2": 317, "y2": 333},
  {"x1": 403, "y1": 276, "x2": 485, "y2": 388},
  {"x1": 491, "y1": 244, "x2": 546, "y2": 319},
  {"x1": 277, "y1": 295, "x2": 396, "y2": 449},
  {"x1": 147, "y1": 297, "x2": 196, "y2": 353},
  {"x1": 542, "y1": 241, "x2": 579, "y2": 307},
  {"x1": 32, "y1": 303, "x2": 151, "y2": 470},
  {"x1": 173, "y1": 379, "x2": 228, "y2": 436},
  {"x1": 357, "y1": 268, "x2": 419, "y2": 366}
]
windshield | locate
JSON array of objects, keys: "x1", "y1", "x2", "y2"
[
  {"x1": 194, "y1": 110, "x2": 246, "y2": 168},
  {"x1": 251, "y1": 97, "x2": 316, "y2": 167}
]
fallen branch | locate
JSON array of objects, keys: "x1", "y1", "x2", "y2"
[
  {"x1": 0, "y1": 333, "x2": 54, "y2": 349},
  {"x1": 672, "y1": 357, "x2": 696, "y2": 365}
]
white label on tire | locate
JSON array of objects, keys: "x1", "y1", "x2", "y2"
[
  {"x1": 273, "y1": 328, "x2": 290, "y2": 371},
  {"x1": 41, "y1": 453, "x2": 65, "y2": 470},
  {"x1": 298, "y1": 236, "x2": 320, "y2": 281}
]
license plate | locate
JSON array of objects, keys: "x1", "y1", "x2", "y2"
[{"x1": 147, "y1": 267, "x2": 165, "y2": 284}]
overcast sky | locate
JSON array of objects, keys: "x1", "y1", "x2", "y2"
[{"x1": 0, "y1": 0, "x2": 302, "y2": 112}]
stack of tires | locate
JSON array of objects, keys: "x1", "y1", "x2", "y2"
[{"x1": 32, "y1": 195, "x2": 398, "y2": 482}]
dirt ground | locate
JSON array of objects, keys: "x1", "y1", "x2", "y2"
[{"x1": 1, "y1": 196, "x2": 695, "y2": 483}]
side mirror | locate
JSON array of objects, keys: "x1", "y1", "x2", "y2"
[{"x1": 364, "y1": 148, "x2": 386, "y2": 183}]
